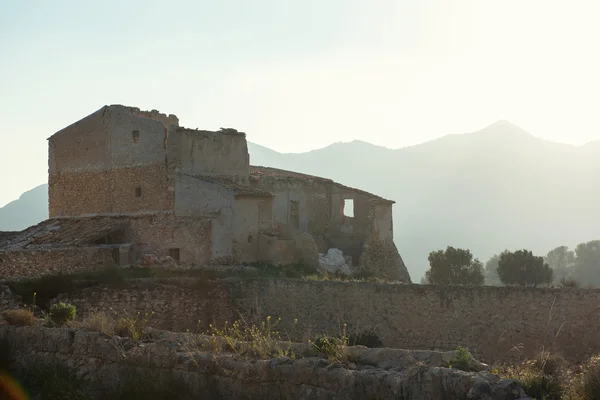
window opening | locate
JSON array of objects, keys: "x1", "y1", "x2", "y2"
[
  {"x1": 289, "y1": 200, "x2": 300, "y2": 229},
  {"x1": 343, "y1": 199, "x2": 354, "y2": 218}
]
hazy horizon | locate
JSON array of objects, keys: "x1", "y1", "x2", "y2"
[{"x1": 2, "y1": 0, "x2": 600, "y2": 206}]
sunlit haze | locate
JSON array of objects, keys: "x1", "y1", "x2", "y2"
[{"x1": 1, "y1": 0, "x2": 599, "y2": 207}]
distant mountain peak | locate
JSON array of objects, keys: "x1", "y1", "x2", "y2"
[{"x1": 477, "y1": 120, "x2": 531, "y2": 138}]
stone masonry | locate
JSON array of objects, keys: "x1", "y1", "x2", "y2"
[
  {"x1": 47, "y1": 278, "x2": 600, "y2": 364},
  {"x1": 1, "y1": 105, "x2": 411, "y2": 282}
]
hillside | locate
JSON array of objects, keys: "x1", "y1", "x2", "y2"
[
  {"x1": 2, "y1": 121, "x2": 599, "y2": 280},
  {"x1": 0, "y1": 184, "x2": 48, "y2": 232}
]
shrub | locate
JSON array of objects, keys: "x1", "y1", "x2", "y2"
[
  {"x1": 449, "y1": 346, "x2": 474, "y2": 371},
  {"x1": 501, "y1": 350, "x2": 568, "y2": 400},
  {"x1": 3, "y1": 309, "x2": 36, "y2": 326},
  {"x1": 115, "y1": 311, "x2": 154, "y2": 341},
  {"x1": 312, "y1": 329, "x2": 348, "y2": 363},
  {"x1": 48, "y1": 302, "x2": 77, "y2": 326},
  {"x1": 572, "y1": 355, "x2": 600, "y2": 400}
]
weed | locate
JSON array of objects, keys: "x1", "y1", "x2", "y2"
[
  {"x1": 204, "y1": 316, "x2": 296, "y2": 359},
  {"x1": 114, "y1": 311, "x2": 154, "y2": 341},
  {"x1": 500, "y1": 350, "x2": 568, "y2": 400},
  {"x1": 48, "y1": 302, "x2": 77, "y2": 326},
  {"x1": 572, "y1": 355, "x2": 600, "y2": 400},
  {"x1": 311, "y1": 324, "x2": 349, "y2": 363},
  {"x1": 81, "y1": 311, "x2": 115, "y2": 336},
  {"x1": 3, "y1": 309, "x2": 36, "y2": 326}
]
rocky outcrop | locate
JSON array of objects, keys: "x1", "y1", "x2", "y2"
[{"x1": 0, "y1": 326, "x2": 530, "y2": 399}]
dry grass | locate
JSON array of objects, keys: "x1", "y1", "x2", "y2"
[
  {"x1": 499, "y1": 350, "x2": 570, "y2": 400},
  {"x1": 202, "y1": 316, "x2": 297, "y2": 359},
  {"x1": 571, "y1": 355, "x2": 600, "y2": 400},
  {"x1": 81, "y1": 311, "x2": 116, "y2": 336},
  {"x1": 3, "y1": 309, "x2": 36, "y2": 326},
  {"x1": 78, "y1": 310, "x2": 154, "y2": 341},
  {"x1": 114, "y1": 311, "x2": 154, "y2": 341}
]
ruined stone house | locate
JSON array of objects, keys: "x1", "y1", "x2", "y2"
[{"x1": 0, "y1": 105, "x2": 411, "y2": 282}]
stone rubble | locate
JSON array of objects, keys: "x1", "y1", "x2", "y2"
[{"x1": 318, "y1": 248, "x2": 353, "y2": 276}]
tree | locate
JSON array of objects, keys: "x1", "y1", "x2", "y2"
[
  {"x1": 425, "y1": 246, "x2": 484, "y2": 285},
  {"x1": 572, "y1": 240, "x2": 600, "y2": 287},
  {"x1": 545, "y1": 245, "x2": 575, "y2": 283},
  {"x1": 484, "y1": 253, "x2": 505, "y2": 286},
  {"x1": 497, "y1": 249, "x2": 553, "y2": 286}
]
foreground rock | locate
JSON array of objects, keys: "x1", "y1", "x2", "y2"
[{"x1": 0, "y1": 326, "x2": 529, "y2": 399}]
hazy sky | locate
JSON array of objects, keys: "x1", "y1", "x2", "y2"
[{"x1": 1, "y1": 0, "x2": 600, "y2": 207}]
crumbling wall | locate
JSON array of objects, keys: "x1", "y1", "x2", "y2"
[
  {"x1": 232, "y1": 197, "x2": 273, "y2": 262},
  {"x1": 47, "y1": 279, "x2": 600, "y2": 364},
  {"x1": 170, "y1": 129, "x2": 250, "y2": 184},
  {"x1": 174, "y1": 175, "x2": 235, "y2": 217},
  {"x1": 257, "y1": 233, "x2": 297, "y2": 265},
  {"x1": 249, "y1": 178, "x2": 332, "y2": 252},
  {"x1": 0, "y1": 247, "x2": 115, "y2": 280},
  {"x1": 249, "y1": 174, "x2": 404, "y2": 276},
  {"x1": 129, "y1": 214, "x2": 212, "y2": 265},
  {"x1": 356, "y1": 202, "x2": 411, "y2": 282}
]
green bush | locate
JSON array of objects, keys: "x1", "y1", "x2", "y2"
[
  {"x1": 449, "y1": 346, "x2": 474, "y2": 371},
  {"x1": 49, "y1": 302, "x2": 77, "y2": 326}
]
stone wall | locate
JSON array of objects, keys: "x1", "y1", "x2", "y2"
[
  {"x1": 129, "y1": 215, "x2": 213, "y2": 265},
  {"x1": 49, "y1": 165, "x2": 172, "y2": 217},
  {"x1": 0, "y1": 247, "x2": 116, "y2": 280},
  {"x1": 232, "y1": 197, "x2": 273, "y2": 262},
  {"x1": 0, "y1": 326, "x2": 522, "y2": 400},
  {"x1": 46, "y1": 279, "x2": 600, "y2": 363},
  {"x1": 49, "y1": 105, "x2": 176, "y2": 218},
  {"x1": 171, "y1": 128, "x2": 250, "y2": 184}
]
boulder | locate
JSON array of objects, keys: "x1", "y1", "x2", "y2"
[{"x1": 318, "y1": 248, "x2": 353, "y2": 276}]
